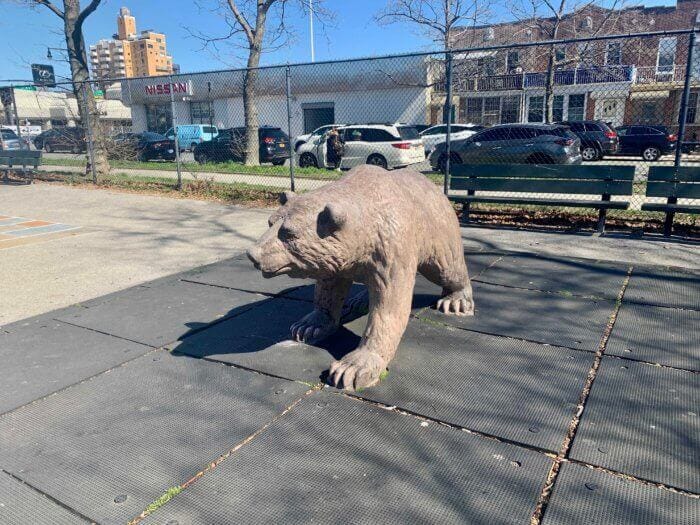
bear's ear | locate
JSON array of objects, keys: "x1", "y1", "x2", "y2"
[
  {"x1": 318, "y1": 203, "x2": 346, "y2": 236},
  {"x1": 279, "y1": 191, "x2": 295, "y2": 205}
]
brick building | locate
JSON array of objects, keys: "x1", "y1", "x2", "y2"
[
  {"x1": 90, "y1": 7, "x2": 174, "y2": 81},
  {"x1": 434, "y1": 0, "x2": 700, "y2": 132}
]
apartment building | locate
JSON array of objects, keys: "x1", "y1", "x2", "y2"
[
  {"x1": 435, "y1": 0, "x2": 700, "y2": 131},
  {"x1": 90, "y1": 7, "x2": 173, "y2": 81}
]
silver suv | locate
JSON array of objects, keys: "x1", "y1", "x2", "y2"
[{"x1": 429, "y1": 124, "x2": 582, "y2": 172}]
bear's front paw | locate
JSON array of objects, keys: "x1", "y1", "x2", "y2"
[
  {"x1": 436, "y1": 289, "x2": 474, "y2": 316},
  {"x1": 328, "y1": 348, "x2": 387, "y2": 390},
  {"x1": 290, "y1": 309, "x2": 338, "y2": 344}
]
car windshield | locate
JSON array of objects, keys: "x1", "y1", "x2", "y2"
[
  {"x1": 397, "y1": 126, "x2": 420, "y2": 140},
  {"x1": 203, "y1": 126, "x2": 217, "y2": 134},
  {"x1": 1, "y1": 129, "x2": 19, "y2": 139},
  {"x1": 263, "y1": 129, "x2": 288, "y2": 140}
]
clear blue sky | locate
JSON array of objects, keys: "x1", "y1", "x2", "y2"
[{"x1": 0, "y1": 0, "x2": 676, "y2": 82}]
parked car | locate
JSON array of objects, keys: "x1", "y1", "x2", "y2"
[
  {"x1": 165, "y1": 124, "x2": 218, "y2": 151},
  {"x1": 614, "y1": 125, "x2": 677, "y2": 161},
  {"x1": 294, "y1": 124, "x2": 345, "y2": 152},
  {"x1": 33, "y1": 127, "x2": 86, "y2": 153},
  {"x1": 193, "y1": 126, "x2": 290, "y2": 165},
  {"x1": 556, "y1": 120, "x2": 618, "y2": 161},
  {"x1": 419, "y1": 123, "x2": 484, "y2": 154},
  {"x1": 0, "y1": 128, "x2": 28, "y2": 150},
  {"x1": 412, "y1": 124, "x2": 432, "y2": 134},
  {"x1": 297, "y1": 123, "x2": 425, "y2": 170},
  {"x1": 429, "y1": 124, "x2": 582, "y2": 172},
  {"x1": 111, "y1": 132, "x2": 176, "y2": 162}
]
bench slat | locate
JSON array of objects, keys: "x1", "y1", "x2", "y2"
[
  {"x1": 647, "y1": 166, "x2": 700, "y2": 182},
  {"x1": 646, "y1": 181, "x2": 700, "y2": 199},
  {"x1": 449, "y1": 196, "x2": 629, "y2": 209},
  {"x1": 450, "y1": 178, "x2": 633, "y2": 195},
  {"x1": 641, "y1": 203, "x2": 700, "y2": 214},
  {"x1": 451, "y1": 163, "x2": 635, "y2": 181}
]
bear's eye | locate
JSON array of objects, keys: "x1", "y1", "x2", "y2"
[{"x1": 278, "y1": 226, "x2": 296, "y2": 240}]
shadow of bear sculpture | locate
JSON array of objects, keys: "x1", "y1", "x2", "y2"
[{"x1": 247, "y1": 165, "x2": 474, "y2": 390}]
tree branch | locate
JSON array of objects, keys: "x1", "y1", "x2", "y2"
[
  {"x1": 76, "y1": 0, "x2": 102, "y2": 30},
  {"x1": 227, "y1": 0, "x2": 255, "y2": 43},
  {"x1": 33, "y1": 0, "x2": 64, "y2": 19}
]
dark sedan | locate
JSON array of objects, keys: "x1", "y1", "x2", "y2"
[
  {"x1": 111, "y1": 132, "x2": 176, "y2": 161},
  {"x1": 193, "y1": 126, "x2": 290, "y2": 165},
  {"x1": 614, "y1": 125, "x2": 676, "y2": 161},
  {"x1": 33, "y1": 127, "x2": 86, "y2": 153}
]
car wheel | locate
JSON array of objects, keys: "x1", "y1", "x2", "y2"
[
  {"x1": 298, "y1": 152, "x2": 317, "y2": 168},
  {"x1": 44, "y1": 143, "x2": 52, "y2": 153},
  {"x1": 272, "y1": 159, "x2": 285, "y2": 166},
  {"x1": 71, "y1": 145, "x2": 81, "y2": 154},
  {"x1": 367, "y1": 154, "x2": 388, "y2": 169},
  {"x1": 191, "y1": 142, "x2": 198, "y2": 151},
  {"x1": 581, "y1": 146, "x2": 600, "y2": 161},
  {"x1": 437, "y1": 153, "x2": 461, "y2": 174},
  {"x1": 196, "y1": 153, "x2": 208, "y2": 165},
  {"x1": 642, "y1": 146, "x2": 661, "y2": 161},
  {"x1": 295, "y1": 141, "x2": 305, "y2": 152}
]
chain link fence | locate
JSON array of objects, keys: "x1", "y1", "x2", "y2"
[{"x1": 2, "y1": 30, "x2": 698, "y2": 230}]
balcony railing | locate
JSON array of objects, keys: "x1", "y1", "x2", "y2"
[{"x1": 632, "y1": 65, "x2": 687, "y2": 84}]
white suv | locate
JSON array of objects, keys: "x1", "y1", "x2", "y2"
[
  {"x1": 419, "y1": 124, "x2": 483, "y2": 155},
  {"x1": 296, "y1": 124, "x2": 425, "y2": 170},
  {"x1": 293, "y1": 124, "x2": 344, "y2": 152}
]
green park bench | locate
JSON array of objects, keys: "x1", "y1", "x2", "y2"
[
  {"x1": 641, "y1": 166, "x2": 700, "y2": 236},
  {"x1": 448, "y1": 163, "x2": 636, "y2": 233},
  {"x1": 1, "y1": 150, "x2": 42, "y2": 184}
]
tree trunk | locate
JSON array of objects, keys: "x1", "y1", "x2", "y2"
[
  {"x1": 243, "y1": 44, "x2": 261, "y2": 166},
  {"x1": 63, "y1": 0, "x2": 109, "y2": 178},
  {"x1": 545, "y1": 44, "x2": 556, "y2": 123}
]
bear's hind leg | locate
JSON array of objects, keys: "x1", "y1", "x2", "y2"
[{"x1": 291, "y1": 276, "x2": 352, "y2": 344}]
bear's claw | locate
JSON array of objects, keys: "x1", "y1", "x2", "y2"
[
  {"x1": 328, "y1": 348, "x2": 386, "y2": 390},
  {"x1": 436, "y1": 289, "x2": 474, "y2": 316},
  {"x1": 290, "y1": 309, "x2": 338, "y2": 344}
]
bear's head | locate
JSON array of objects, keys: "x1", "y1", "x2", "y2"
[{"x1": 247, "y1": 190, "x2": 358, "y2": 280}]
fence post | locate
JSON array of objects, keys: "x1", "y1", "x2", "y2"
[
  {"x1": 285, "y1": 65, "x2": 296, "y2": 192},
  {"x1": 668, "y1": 31, "x2": 696, "y2": 235},
  {"x1": 443, "y1": 50, "x2": 453, "y2": 196},
  {"x1": 168, "y1": 75, "x2": 182, "y2": 190},
  {"x1": 80, "y1": 83, "x2": 98, "y2": 184}
]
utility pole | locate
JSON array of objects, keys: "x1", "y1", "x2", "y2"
[{"x1": 309, "y1": 0, "x2": 315, "y2": 62}]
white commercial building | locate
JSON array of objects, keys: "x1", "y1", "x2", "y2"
[{"x1": 120, "y1": 56, "x2": 432, "y2": 136}]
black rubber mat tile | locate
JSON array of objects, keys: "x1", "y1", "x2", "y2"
[
  {"x1": 606, "y1": 302, "x2": 700, "y2": 371},
  {"x1": 348, "y1": 318, "x2": 591, "y2": 451},
  {"x1": 0, "y1": 351, "x2": 308, "y2": 525},
  {"x1": 542, "y1": 462, "x2": 699, "y2": 525},
  {"x1": 0, "y1": 317, "x2": 150, "y2": 415},
  {"x1": 624, "y1": 267, "x2": 700, "y2": 310},
  {"x1": 54, "y1": 279, "x2": 265, "y2": 347},
  {"x1": 570, "y1": 357, "x2": 699, "y2": 492},
  {"x1": 475, "y1": 253, "x2": 628, "y2": 299},
  {"x1": 0, "y1": 471, "x2": 91, "y2": 524},
  {"x1": 170, "y1": 297, "x2": 362, "y2": 383},
  {"x1": 143, "y1": 391, "x2": 551, "y2": 525},
  {"x1": 418, "y1": 281, "x2": 613, "y2": 351},
  {"x1": 182, "y1": 254, "x2": 311, "y2": 295}
]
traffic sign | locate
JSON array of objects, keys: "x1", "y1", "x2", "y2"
[{"x1": 31, "y1": 64, "x2": 56, "y2": 87}]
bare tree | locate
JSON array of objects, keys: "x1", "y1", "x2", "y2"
[
  {"x1": 509, "y1": 0, "x2": 626, "y2": 122},
  {"x1": 376, "y1": 0, "x2": 493, "y2": 123},
  {"x1": 18, "y1": 0, "x2": 110, "y2": 177},
  {"x1": 191, "y1": 0, "x2": 331, "y2": 166}
]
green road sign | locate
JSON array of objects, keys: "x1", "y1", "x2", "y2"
[
  {"x1": 15, "y1": 85, "x2": 37, "y2": 91},
  {"x1": 93, "y1": 90, "x2": 104, "y2": 98}
]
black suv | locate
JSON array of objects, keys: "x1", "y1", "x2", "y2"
[
  {"x1": 615, "y1": 125, "x2": 677, "y2": 161},
  {"x1": 193, "y1": 126, "x2": 290, "y2": 165},
  {"x1": 111, "y1": 132, "x2": 176, "y2": 162},
  {"x1": 33, "y1": 127, "x2": 86, "y2": 153},
  {"x1": 556, "y1": 120, "x2": 618, "y2": 161}
]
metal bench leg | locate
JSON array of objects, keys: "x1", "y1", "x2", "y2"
[
  {"x1": 596, "y1": 194, "x2": 611, "y2": 234},
  {"x1": 461, "y1": 202, "x2": 471, "y2": 224},
  {"x1": 663, "y1": 197, "x2": 677, "y2": 236}
]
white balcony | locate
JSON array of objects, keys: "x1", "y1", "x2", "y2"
[{"x1": 633, "y1": 65, "x2": 687, "y2": 84}]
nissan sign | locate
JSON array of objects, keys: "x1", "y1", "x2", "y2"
[{"x1": 144, "y1": 81, "x2": 191, "y2": 96}]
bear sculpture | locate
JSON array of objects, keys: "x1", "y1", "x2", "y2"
[{"x1": 247, "y1": 165, "x2": 473, "y2": 390}]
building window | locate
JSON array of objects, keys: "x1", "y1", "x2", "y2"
[
  {"x1": 146, "y1": 103, "x2": 172, "y2": 134},
  {"x1": 507, "y1": 51, "x2": 520, "y2": 72},
  {"x1": 190, "y1": 101, "x2": 213, "y2": 125},
  {"x1": 606, "y1": 42, "x2": 622, "y2": 65},
  {"x1": 465, "y1": 97, "x2": 483, "y2": 123},
  {"x1": 568, "y1": 94, "x2": 586, "y2": 121},
  {"x1": 553, "y1": 95, "x2": 564, "y2": 122},
  {"x1": 577, "y1": 42, "x2": 593, "y2": 66},
  {"x1": 686, "y1": 92, "x2": 698, "y2": 124},
  {"x1": 501, "y1": 96, "x2": 520, "y2": 123},
  {"x1": 555, "y1": 45, "x2": 566, "y2": 64},
  {"x1": 528, "y1": 96, "x2": 544, "y2": 122},
  {"x1": 462, "y1": 95, "x2": 521, "y2": 125},
  {"x1": 657, "y1": 36, "x2": 677, "y2": 78}
]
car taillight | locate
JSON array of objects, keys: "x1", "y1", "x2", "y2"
[
  {"x1": 263, "y1": 137, "x2": 275, "y2": 144},
  {"x1": 391, "y1": 142, "x2": 411, "y2": 150},
  {"x1": 555, "y1": 138, "x2": 575, "y2": 146},
  {"x1": 604, "y1": 130, "x2": 617, "y2": 139},
  {"x1": 668, "y1": 134, "x2": 677, "y2": 142}
]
